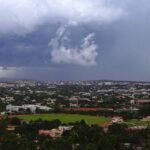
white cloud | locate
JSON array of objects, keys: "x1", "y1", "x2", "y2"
[
  {"x1": 0, "y1": 0, "x2": 125, "y2": 35},
  {"x1": 49, "y1": 26, "x2": 98, "y2": 66}
]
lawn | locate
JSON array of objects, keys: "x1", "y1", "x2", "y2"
[
  {"x1": 126, "y1": 119, "x2": 150, "y2": 127},
  {"x1": 17, "y1": 114, "x2": 110, "y2": 125}
]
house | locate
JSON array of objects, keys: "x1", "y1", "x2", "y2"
[
  {"x1": 136, "y1": 99, "x2": 150, "y2": 105},
  {"x1": 69, "y1": 103, "x2": 79, "y2": 108},
  {"x1": 38, "y1": 126, "x2": 73, "y2": 138},
  {"x1": 111, "y1": 116, "x2": 124, "y2": 124},
  {"x1": 128, "y1": 126, "x2": 147, "y2": 131},
  {"x1": 39, "y1": 129, "x2": 60, "y2": 138},
  {"x1": 142, "y1": 116, "x2": 150, "y2": 121}
]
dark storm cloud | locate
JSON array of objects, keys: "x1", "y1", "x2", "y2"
[{"x1": 0, "y1": 0, "x2": 150, "y2": 80}]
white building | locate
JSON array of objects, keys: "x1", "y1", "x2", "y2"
[{"x1": 6, "y1": 104, "x2": 52, "y2": 113}]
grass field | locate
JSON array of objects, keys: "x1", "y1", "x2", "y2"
[
  {"x1": 17, "y1": 114, "x2": 110, "y2": 125},
  {"x1": 126, "y1": 119, "x2": 150, "y2": 127}
]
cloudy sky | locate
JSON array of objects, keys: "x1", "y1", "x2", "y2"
[{"x1": 0, "y1": 0, "x2": 150, "y2": 81}]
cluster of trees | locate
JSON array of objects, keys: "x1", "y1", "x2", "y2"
[
  {"x1": 0, "y1": 118, "x2": 150, "y2": 150},
  {"x1": 139, "y1": 105, "x2": 150, "y2": 116}
]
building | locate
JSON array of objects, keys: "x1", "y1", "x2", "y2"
[
  {"x1": 111, "y1": 116, "x2": 124, "y2": 124},
  {"x1": 136, "y1": 99, "x2": 150, "y2": 105},
  {"x1": 6, "y1": 104, "x2": 52, "y2": 113},
  {"x1": 39, "y1": 126, "x2": 73, "y2": 138}
]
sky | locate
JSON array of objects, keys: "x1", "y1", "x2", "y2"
[{"x1": 0, "y1": 0, "x2": 150, "y2": 81}]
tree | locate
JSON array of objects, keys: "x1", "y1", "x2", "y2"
[
  {"x1": 0, "y1": 119, "x2": 7, "y2": 135},
  {"x1": 139, "y1": 105, "x2": 150, "y2": 116},
  {"x1": 10, "y1": 117, "x2": 21, "y2": 125},
  {"x1": 108, "y1": 123, "x2": 127, "y2": 136}
]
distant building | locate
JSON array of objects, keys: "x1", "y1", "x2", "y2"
[
  {"x1": 128, "y1": 126, "x2": 147, "y2": 131},
  {"x1": 6, "y1": 104, "x2": 52, "y2": 113},
  {"x1": 142, "y1": 116, "x2": 150, "y2": 121},
  {"x1": 69, "y1": 103, "x2": 79, "y2": 108},
  {"x1": 111, "y1": 116, "x2": 124, "y2": 124},
  {"x1": 39, "y1": 126, "x2": 73, "y2": 138},
  {"x1": 104, "y1": 82, "x2": 112, "y2": 86},
  {"x1": 136, "y1": 99, "x2": 150, "y2": 105}
]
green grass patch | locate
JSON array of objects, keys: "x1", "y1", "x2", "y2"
[
  {"x1": 126, "y1": 119, "x2": 150, "y2": 127},
  {"x1": 17, "y1": 114, "x2": 110, "y2": 125}
]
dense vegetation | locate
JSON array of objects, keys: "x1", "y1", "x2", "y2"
[{"x1": 0, "y1": 117, "x2": 150, "y2": 150}]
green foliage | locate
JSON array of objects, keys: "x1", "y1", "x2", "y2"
[
  {"x1": 139, "y1": 105, "x2": 150, "y2": 116},
  {"x1": 0, "y1": 118, "x2": 149, "y2": 150},
  {"x1": 0, "y1": 119, "x2": 7, "y2": 135},
  {"x1": 10, "y1": 117, "x2": 21, "y2": 125}
]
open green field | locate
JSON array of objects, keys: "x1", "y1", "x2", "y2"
[
  {"x1": 126, "y1": 119, "x2": 150, "y2": 127},
  {"x1": 17, "y1": 114, "x2": 110, "y2": 125}
]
